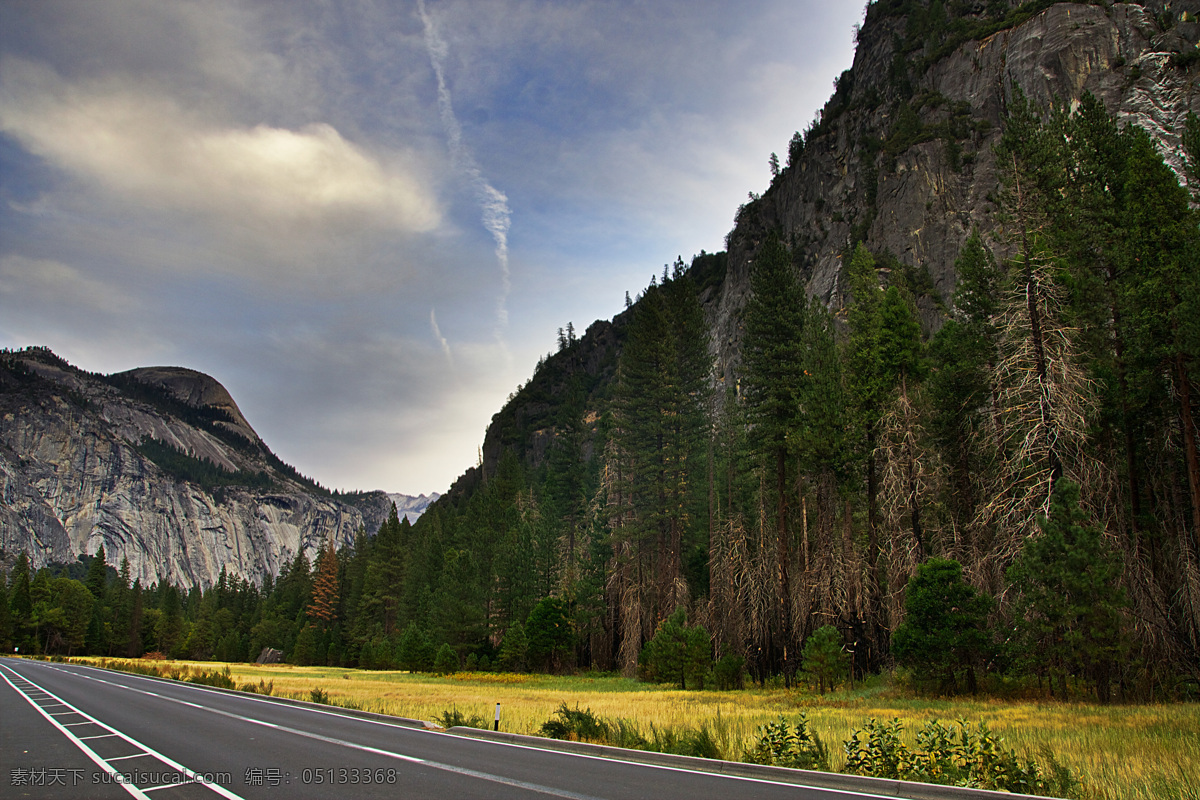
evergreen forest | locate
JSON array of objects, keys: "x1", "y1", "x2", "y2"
[{"x1": 4, "y1": 95, "x2": 1200, "y2": 703}]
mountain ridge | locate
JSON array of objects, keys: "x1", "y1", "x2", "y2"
[
  {"x1": 0, "y1": 346, "x2": 393, "y2": 587},
  {"x1": 452, "y1": 0, "x2": 1200, "y2": 492},
  {"x1": 416, "y1": 0, "x2": 1200, "y2": 678}
]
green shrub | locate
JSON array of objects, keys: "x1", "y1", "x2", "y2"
[
  {"x1": 800, "y1": 626, "x2": 848, "y2": 694},
  {"x1": 843, "y1": 718, "x2": 908, "y2": 778},
  {"x1": 436, "y1": 706, "x2": 487, "y2": 729},
  {"x1": 842, "y1": 718, "x2": 1079, "y2": 796},
  {"x1": 638, "y1": 608, "x2": 711, "y2": 689},
  {"x1": 607, "y1": 718, "x2": 650, "y2": 749},
  {"x1": 309, "y1": 687, "x2": 329, "y2": 704},
  {"x1": 677, "y1": 724, "x2": 723, "y2": 760},
  {"x1": 540, "y1": 703, "x2": 609, "y2": 742},
  {"x1": 747, "y1": 715, "x2": 829, "y2": 771}
]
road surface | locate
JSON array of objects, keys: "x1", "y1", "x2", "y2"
[{"x1": 0, "y1": 657, "x2": 984, "y2": 799}]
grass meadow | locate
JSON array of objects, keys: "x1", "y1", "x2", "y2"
[{"x1": 69, "y1": 658, "x2": 1199, "y2": 800}]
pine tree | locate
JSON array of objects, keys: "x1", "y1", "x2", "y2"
[
  {"x1": 397, "y1": 621, "x2": 436, "y2": 671},
  {"x1": 86, "y1": 545, "x2": 108, "y2": 600},
  {"x1": 433, "y1": 642, "x2": 459, "y2": 675},
  {"x1": 800, "y1": 625, "x2": 848, "y2": 694},
  {"x1": 291, "y1": 625, "x2": 321, "y2": 666},
  {"x1": 358, "y1": 506, "x2": 406, "y2": 637},
  {"x1": 525, "y1": 596, "x2": 574, "y2": 673},
  {"x1": 639, "y1": 607, "x2": 712, "y2": 689},
  {"x1": 929, "y1": 232, "x2": 1000, "y2": 545},
  {"x1": 127, "y1": 579, "x2": 144, "y2": 657},
  {"x1": 0, "y1": 579, "x2": 11, "y2": 651},
  {"x1": 892, "y1": 558, "x2": 992, "y2": 693},
  {"x1": 498, "y1": 621, "x2": 529, "y2": 672},
  {"x1": 9, "y1": 552, "x2": 33, "y2": 651},
  {"x1": 307, "y1": 540, "x2": 341, "y2": 629},
  {"x1": 156, "y1": 584, "x2": 184, "y2": 657},
  {"x1": 741, "y1": 231, "x2": 806, "y2": 679},
  {"x1": 875, "y1": 285, "x2": 931, "y2": 557},
  {"x1": 1007, "y1": 481, "x2": 1126, "y2": 701},
  {"x1": 982, "y1": 97, "x2": 1093, "y2": 571},
  {"x1": 432, "y1": 547, "x2": 485, "y2": 659},
  {"x1": 846, "y1": 241, "x2": 889, "y2": 660},
  {"x1": 608, "y1": 265, "x2": 710, "y2": 670}
]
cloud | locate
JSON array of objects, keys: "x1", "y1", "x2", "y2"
[
  {"x1": 430, "y1": 308, "x2": 454, "y2": 368},
  {"x1": 0, "y1": 57, "x2": 441, "y2": 260},
  {"x1": 0, "y1": 254, "x2": 135, "y2": 314},
  {"x1": 417, "y1": 0, "x2": 512, "y2": 334},
  {"x1": 0, "y1": 0, "x2": 863, "y2": 497}
]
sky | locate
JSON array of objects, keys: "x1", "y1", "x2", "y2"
[{"x1": 0, "y1": 0, "x2": 862, "y2": 497}]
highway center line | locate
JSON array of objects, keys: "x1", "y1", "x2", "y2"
[
  {"x1": 14, "y1": 661, "x2": 604, "y2": 800},
  {"x1": 23, "y1": 660, "x2": 901, "y2": 800},
  {"x1": 0, "y1": 664, "x2": 246, "y2": 800}
]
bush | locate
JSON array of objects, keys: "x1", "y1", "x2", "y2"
[
  {"x1": 673, "y1": 724, "x2": 723, "y2": 760},
  {"x1": 309, "y1": 687, "x2": 329, "y2": 704},
  {"x1": 239, "y1": 678, "x2": 274, "y2": 696},
  {"x1": 747, "y1": 715, "x2": 829, "y2": 771},
  {"x1": 842, "y1": 717, "x2": 1079, "y2": 795},
  {"x1": 436, "y1": 706, "x2": 488, "y2": 729},
  {"x1": 892, "y1": 558, "x2": 992, "y2": 694},
  {"x1": 188, "y1": 666, "x2": 235, "y2": 690},
  {"x1": 540, "y1": 703, "x2": 609, "y2": 742}
]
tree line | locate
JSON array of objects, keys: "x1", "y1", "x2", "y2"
[{"x1": 3, "y1": 95, "x2": 1198, "y2": 701}]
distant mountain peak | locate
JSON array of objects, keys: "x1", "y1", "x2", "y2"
[{"x1": 387, "y1": 492, "x2": 440, "y2": 523}]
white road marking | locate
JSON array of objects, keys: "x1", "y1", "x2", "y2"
[
  {"x1": 21, "y1": 659, "x2": 907, "y2": 800},
  {"x1": 16, "y1": 660, "x2": 605, "y2": 800},
  {"x1": 0, "y1": 664, "x2": 245, "y2": 800}
]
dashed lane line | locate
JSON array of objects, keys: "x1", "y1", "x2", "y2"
[
  {"x1": 0, "y1": 664, "x2": 245, "y2": 800},
  {"x1": 12, "y1": 660, "x2": 606, "y2": 800}
]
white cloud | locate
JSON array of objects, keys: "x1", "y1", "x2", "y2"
[
  {"x1": 430, "y1": 308, "x2": 454, "y2": 368},
  {"x1": 0, "y1": 0, "x2": 863, "y2": 496},
  {"x1": 0, "y1": 57, "x2": 441, "y2": 257}
]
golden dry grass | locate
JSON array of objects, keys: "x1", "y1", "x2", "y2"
[{"x1": 74, "y1": 658, "x2": 1199, "y2": 800}]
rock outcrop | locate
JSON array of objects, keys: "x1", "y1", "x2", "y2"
[
  {"x1": 711, "y1": 0, "x2": 1199, "y2": 378},
  {"x1": 0, "y1": 347, "x2": 391, "y2": 587},
  {"x1": 461, "y1": 1, "x2": 1199, "y2": 480}
]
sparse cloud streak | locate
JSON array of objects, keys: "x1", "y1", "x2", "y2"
[
  {"x1": 430, "y1": 308, "x2": 453, "y2": 368},
  {"x1": 417, "y1": 0, "x2": 512, "y2": 335},
  {"x1": 0, "y1": 0, "x2": 859, "y2": 495}
]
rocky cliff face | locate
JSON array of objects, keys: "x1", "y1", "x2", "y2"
[
  {"x1": 712, "y1": 0, "x2": 1200, "y2": 379},
  {"x1": 0, "y1": 348, "x2": 391, "y2": 587},
  {"x1": 458, "y1": 2, "x2": 1199, "y2": 483}
]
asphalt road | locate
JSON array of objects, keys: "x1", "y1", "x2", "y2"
[{"x1": 0, "y1": 658, "x2": 938, "y2": 800}]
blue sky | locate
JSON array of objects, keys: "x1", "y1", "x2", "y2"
[{"x1": 0, "y1": 0, "x2": 862, "y2": 495}]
